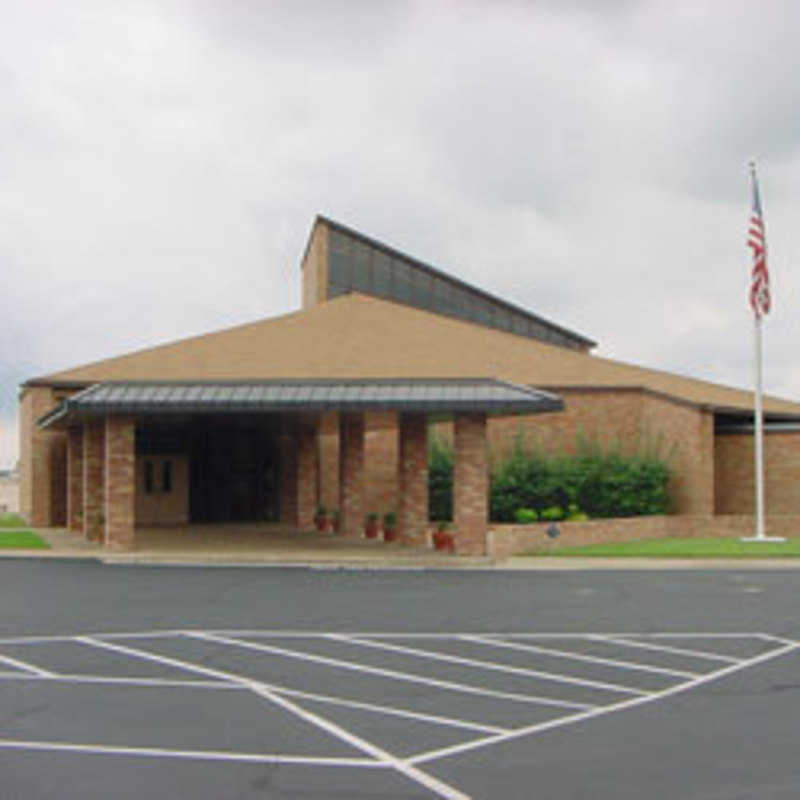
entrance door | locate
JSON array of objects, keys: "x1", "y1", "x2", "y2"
[{"x1": 189, "y1": 418, "x2": 279, "y2": 523}]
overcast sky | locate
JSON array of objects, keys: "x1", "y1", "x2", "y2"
[{"x1": 3, "y1": 0, "x2": 800, "y2": 467}]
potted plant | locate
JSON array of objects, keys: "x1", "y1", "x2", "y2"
[
  {"x1": 330, "y1": 509, "x2": 341, "y2": 533},
  {"x1": 364, "y1": 512, "x2": 380, "y2": 539},
  {"x1": 313, "y1": 506, "x2": 329, "y2": 533},
  {"x1": 432, "y1": 521, "x2": 455, "y2": 552},
  {"x1": 382, "y1": 511, "x2": 398, "y2": 542}
]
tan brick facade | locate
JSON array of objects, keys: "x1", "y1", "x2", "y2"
[
  {"x1": 19, "y1": 386, "x2": 66, "y2": 525},
  {"x1": 280, "y1": 418, "x2": 318, "y2": 529},
  {"x1": 66, "y1": 426, "x2": 83, "y2": 532},
  {"x1": 104, "y1": 416, "x2": 135, "y2": 550},
  {"x1": 135, "y1": 454, "x2": 189, "y2": 526},
  {"x1": 339, "y1": 413, "x2": 365, "y2": 538},
  {"x1": 82, "y1": 421, "x2": 105, "y2": 541},
  {"x1": 398, "y1": 413, "x2": 428, "y2": 545},
  {"x1": 301, "y1": 220, "x2": 329, "y2": 309},
  {"x1": 454, "y1": 412, "x2": 488, "y2": 555},
  {"x1": 715, "y1": 431, "x2": 800, "y2": 516}
]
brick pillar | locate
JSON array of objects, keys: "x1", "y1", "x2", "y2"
[
  {"x1": 339, "y1": 412, "x2": 365, "y2": 538},
  {"x1": 398, "y1": 413, "x2": 428, "y2": 545},
  {"x1": 297, "y1": 420, "x2": 317, "y2": 530},
  {"x1": 454, "y1": 412, "x2": 488, "y2": 555},
  {"x1": 104, "y1": 416, "x2": 136, "y2": 551},
  {"x1": 279, "y1": 427, "x2": 298, "y2": 526},
  {"x1": 279, "y1": 417, "x2": 318, "y2": 530},
  {"x1": 66, "y1": 426, "x2": 84, "y2": 533},
  {"x1": 82, "y1": 421, "x2": 105, "y2": 541}
]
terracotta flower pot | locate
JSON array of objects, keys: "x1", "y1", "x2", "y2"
[
  {"x1": 383, "y1": 527, "x2": 398, "y2": 543},
  {"x1": 365, "y1": 521, "x2": 379, "y2": 539},
  {"x1": 432, "y1": 531, "x2": 455, "y2": 552}
]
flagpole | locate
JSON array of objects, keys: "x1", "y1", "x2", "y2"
[
  {"x1": 742, "y1": 160, "x2": 783, "y2": 542},
  {"x1": 753, "y1": 311, "x2": 766, "y2": 539}
]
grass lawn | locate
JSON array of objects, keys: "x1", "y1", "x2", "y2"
[
  {"x1": 0, "y1": 513, "x2": 27, "y2": 528},
  {"x1": 530, "y1": 537, "x2": 800, "y2": 558},
  {"x1": 0, "y1": 530, "x2": 50, "y2": 549}
]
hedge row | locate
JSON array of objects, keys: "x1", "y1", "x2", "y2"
[{"x1": 428, "y1": 436, "x2": 671, "y2": 521}]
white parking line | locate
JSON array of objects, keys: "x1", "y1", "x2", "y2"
[
  {"x1": 330, "y1": 634, "x2": 653, "y2": 696},
  {"x1": 460, "y1": 635, "x2": 699, "y2": 679},
  {"x1": 77, "y1": 635, "x2": 470, "y2": 800},
  {"x1": 0, "y1": 738, "x2": 380, "y2": 766},
  {"x1": 0, "y1": 652, "x2": 55, "y2": 677},
  {"x1": 589, "y1": 635, "x2": 743, "y2": 663},
  {"x1": 407, "y1": 638, "x2": 800, "y2": 766},
  {"x1": 0, "y1": 673, "x2": 244, "y2": 689},
  {"x1": 191, "y1": 632, "x2": 596, "y2": 711}
]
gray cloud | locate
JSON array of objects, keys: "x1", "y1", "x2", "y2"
[{"x1": 3, "y1": 0, "x2": 800, "y2": 467}]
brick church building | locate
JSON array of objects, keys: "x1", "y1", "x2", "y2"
[{"x1": 19, "y1": 216, "x2": 800, "y2": 553}]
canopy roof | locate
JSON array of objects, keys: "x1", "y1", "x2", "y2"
[
  {"x1": 28, "y1": 291, "x2": 800, "y2": 417},
  {"x1": 38, "y1": 378, "x2": 564, "y2": 428}
]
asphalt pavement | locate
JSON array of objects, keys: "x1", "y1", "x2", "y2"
[{"x1": 1, "y1": 561, "x2": 799, "y2": 799}]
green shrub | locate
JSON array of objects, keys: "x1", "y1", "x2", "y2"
[
  {"x1": 540, "y1": 505, "x2": 565, "y2": 521},
  {"x1": 489, "y1": 435, "x2": 670, "y2": 521},
  {"x1": 514, "y1": 507, "x2": 538, "y2": 524}
]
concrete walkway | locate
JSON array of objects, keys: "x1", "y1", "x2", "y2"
[
  {"x1": 4, "y1": 524, "x2": 800, "y2": 569},
  {"x1": 7, "y1": 524, "x2": 493, "y2": 568}
]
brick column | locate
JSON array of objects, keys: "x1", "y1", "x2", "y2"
[
  {"x1": 279, "y1": 427, "x2": 298, "y2": 526},
  {"x1": 66, "y1": 426, "x2": 84, "y2": 533},
  {"x1": 82, "y1": 421, "x2": 105, "y2": 541},
  {"x1": 104, "y1": 416, "x2": 136, "y2": 550},
  {"x1": 279, "y1": 417, "x2": 318, "y2": 530},
  {"x1": 398, "y1": 413, "x2": 428, "y2": 545},
  {"x1": 297, "y1": 420, "x2": 318, "y2": 530},
  {"x1": 339, "y1": 412, "x2": 365, "y2": 538},
  {"x1": 454, "y1": 412, "x2": 488, "y2": 555}
]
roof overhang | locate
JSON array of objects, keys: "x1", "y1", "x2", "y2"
[{"x1": 38, "y1": 378, "x2": 564, "y2": 429}]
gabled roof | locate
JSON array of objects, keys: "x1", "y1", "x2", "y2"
[{"x1": 28, "y1": 292, "x2": 800, "y2": 416}]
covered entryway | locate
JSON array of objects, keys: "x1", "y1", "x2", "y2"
[{"x1": 38, "y1": 379, "x2": 563, "y2": 555}]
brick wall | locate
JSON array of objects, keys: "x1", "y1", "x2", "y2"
[
  {"x1": 640, "y1": 394, "x2": 714, "y2": 515},
  {"x1": 135, "y1": 454, "x2": 189, "y2": 526},
  {"x1": 19, "y1": 386, "x2": 65, "y2": 525},
  {"x1": 301, "y1": 220, "x2": 329, "y2": 309},
  {"x1": 104, "y1": 416, "x2": 135, "y2": 550},
  {"x1": 454, "y1": 412, "x2": 488, "y2": 555},
  {"x1": 339, "y1": 412, "x2": 365, "y2": 538},
  {"x1": 364, "y1": 411, "x2": 399, "y2": 515},
  {"x1": 66, "y1": 427, "x2": 83, "y2": 532},
  {"x1": 83, "y1": 421, "x2": 104, "y2": 541},
  {"x1": 487, "y1": 389, "x2": 645, "y2": 460},
  {"x1": 398, "y1": 413, "x2": 428, "y2": 545},
  {"x1": 715, "y1": 431, "x2": 800, "y2": 514},
  {"x1": 488, "y1": 514, "x2": 800, "y2": 559}
]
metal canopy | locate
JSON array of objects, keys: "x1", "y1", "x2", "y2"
[{"x1": 38, "y1": 378, "x2": 563, "y2": 427}]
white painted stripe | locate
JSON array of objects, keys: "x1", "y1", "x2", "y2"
[
  {"x1": 77, "y1": 635, "x2": 469, "y2": 800},
  {"x1": 0, "y1": 673, "x2": 244, "y2": 689},
  {"x1": 0, "y1": 652, "x2": 55, "y2": 677},
  {"x1": 590, "y1": 635, "x2": 742, "y2": 664},
  {"x1": 462, "y1": 635, "x2": 698, "y2": 679},
  {"x1": 330, "y1": 634, "x2": 651, "y2": 697},
  {"x1": 191, "y1": 632, "x2": 595, "y2": 711},
  {"x1": 265, "y1": 684, "x2": 508, "y2": 735},
  {"x1": 757, "y1": 633, "x2": 800, "y2": 648},
  {"x1": 245, "y1": 682, "x2": 471, "y2": 799},
  {"x1": 408, "y1": 639, "x2": 800, "y2": 766},
  {"x1": 0, "y1": 739, "x2": 380, "y2": 766}
]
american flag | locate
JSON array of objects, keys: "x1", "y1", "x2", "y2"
[{"x1": 748, "y1": 165, "x2": 770, "y2": 317}]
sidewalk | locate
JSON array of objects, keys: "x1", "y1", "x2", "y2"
[{"x1": 4, "y1": 526, "x2": 800, "y2": 569}]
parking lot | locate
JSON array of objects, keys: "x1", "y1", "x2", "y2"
[{"x1": 2, "y1": 561, "x2": 800, "y2": 798}]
